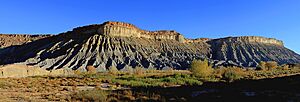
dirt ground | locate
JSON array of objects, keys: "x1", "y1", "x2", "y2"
[{"x1": 0, "y1": 77, "x2": 104, "y2": 102}]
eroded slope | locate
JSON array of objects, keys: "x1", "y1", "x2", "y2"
[{"x1": 0, "y1": 33, "x2": 209, "y2": 70}]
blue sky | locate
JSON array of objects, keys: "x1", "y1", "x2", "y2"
[{"x1": 0, "y1": 0, "x2": 299, "y2": 54}]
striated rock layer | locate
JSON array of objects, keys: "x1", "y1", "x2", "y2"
[
  {"x1": 0, "y1": 21, "x2": 299, "y2": 70},
  {"x1": 209, "y1": 37, "x2": 299, "y2": 67},
  {"x1": 0, "y1": 34, "x2": 51, "y2": 48},
  {"x1": 0, "y1": 34, "x2": 209, "y2": 70}
]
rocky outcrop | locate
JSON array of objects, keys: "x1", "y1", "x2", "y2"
[
  {"x1": 211, "y1": 36, "x2": 284, "y2": 46},
  {"x1": 0, "y1": 21, "x2": 299, "y2": 70},
  {"x1": 209, "y1": 36, "x2": 299, "y2": 67},
  {"x1": 0, "y1": 34, "x2": 51, "y2": 48},
  {"x1": 72, "y1": 21, "x2": 186, "y2": 43},
  {"x1": 185, "y1": 38, "x2": 210, "y2": 43}
]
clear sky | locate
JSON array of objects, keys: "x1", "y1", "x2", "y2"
[{"x1": 0, "y1": 0, "x2": 299, "y2": 54}]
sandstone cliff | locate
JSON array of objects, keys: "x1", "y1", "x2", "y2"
[
  {"x1": 70, "y1": 21, "x2": 186, "y2": 42},
  {"x1": 0, "y1": 21, "x2": 299, "y2": 70}
]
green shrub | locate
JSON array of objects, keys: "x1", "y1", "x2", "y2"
[
  {"x1": 112, "y1": 79, "x2": 151, "y2": 87},
  {"x1": 183, "y1": 78, "x2": 203, "y2": 85},
  {"x1": 162, "y1": 77, "x2": 177, "y2": 83},
  {"x1": 73, "y1": 90, "x2": 108, "y2": 102},
  {"x1": 190, "y1": 59, "x2": 213, "y2": 78},
  {"x1": 161, "y1": 75, "x2": 202, "y2": 86}
]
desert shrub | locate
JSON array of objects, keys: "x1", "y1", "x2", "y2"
[
  {"x1": 113, "y1": 73, "x2": 202, "y2": 87},
  {"x1": 112, "y1": 78, "x2": 151, "y2": 87},
  {"x1": 266, "y1": 61, "x2": 278, "y2": 70},
  {"x1": 74, "y1": 70, "x2": 82, "y2": 75},
  {"x1": 219, "y1": 67, "x2": 246, "y2": 82},
  {"x1": 183, "y1": 78, "x2": 203, "y2": 85},
  {"x1": 174, "y1": 73, "x2": 190, "y2": 79},
  {"x1": 162, "y1": 67, "x2": 174, "y2": 74},
  {"x1": 172, "y1": 74, "x2": 203, "y2": 85},
  {"x1": 73, "y1": 90, "x2": 108, "y2": 102},
  {"x1": 295, "y1": 64, "x2": 300, "y2": 68},
  {"x1": 190, "y1": 59, "x2": 213, "y2": 78},
  {"x1": 224, "y1": 70, "x2": 240, "y2": 82},
  {"x1": 134, "y1": 67, "x2": 145, "y2": 75},
  {"x1": 160, "y1": 75, "x2": 202, "y2": 86},
  {"x1": 146, "y1": 67, "x2": 157, "y2": 73},
  {"x1": 278, "y1": 64, "x2": 289, "y2": 70},
  {"x1": 213, "y1": 67, "x2": 227, "y2": 78},
  {"x1": 86, "y1": 65, "x2": 97, "y2": 74},
  {"x1": 122, "y1": 66, "x2": 134, "y2": 74},
  {"x1": 257, "y1": 61, "x2": 267, "y2": 70},
  {"x1": 213, "y1": 67, "x2": 245, "y2": 81},
  {"x1": 108, "y1": 66, "x2": 119, "y2": 75},
  {"x1": 222, "y1": 67, "x2": 245, "y2": 82},
  {"x1": 0, "y1": 80, "x2": 14, "y2": 89},
  {"x1": 162, "y1": 77, "x2": 178, "y2": 83}
]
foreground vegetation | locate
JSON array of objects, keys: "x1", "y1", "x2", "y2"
[
  {"x1": 0, "y1": 60, "x2": 299, "y2": 101},
  {"x1": 68, "y1": 61, "x2": 300, "y2": 101}
]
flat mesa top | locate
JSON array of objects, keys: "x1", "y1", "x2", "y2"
[
  {"x1": 103, "y1": 21, "x2": 138, "y2": 29},
  {"x1": 68, "y1": 21, "x2": 284, "y2": 45}
]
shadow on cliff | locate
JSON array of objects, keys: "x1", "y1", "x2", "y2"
[{"x1": 0, "y1": 33, "x2": 91, "y2": 67}]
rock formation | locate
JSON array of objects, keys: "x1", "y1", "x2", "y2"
[
  {"x1": 68, "y1": 21, "x2": 186, "y2": 42},
  {"x1": 0, "y1": 21, "x2": 299, "y2": 71},
  {"x1": 209, "y1": 36, "x2": 299, "y2": 67},
  {"x1": 210, "y1": 36, "x2": 284, "y2": 46},
  {"x1": 0, "y1": 34, "x2": 51, "y2": 48}
]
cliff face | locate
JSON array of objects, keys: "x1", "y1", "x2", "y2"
[
  {"x1": 0, "y1": 34, "x2": 51, "y2": 48},
  {"x1": 209, "y1": 36, "x2": 300, "y2": 67},
  {"x1": 0, "y1": 21, "x2": 299, "y2": 70},
  {"x1": 70, "y1": 21, "x2": 186, "y2": 43},
  {"x1": 211, "y1": 36, "x2": 284, "y2": 46},
  {"x1": 0, "y1": 34, "x2": 209, "y2": 70}
]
